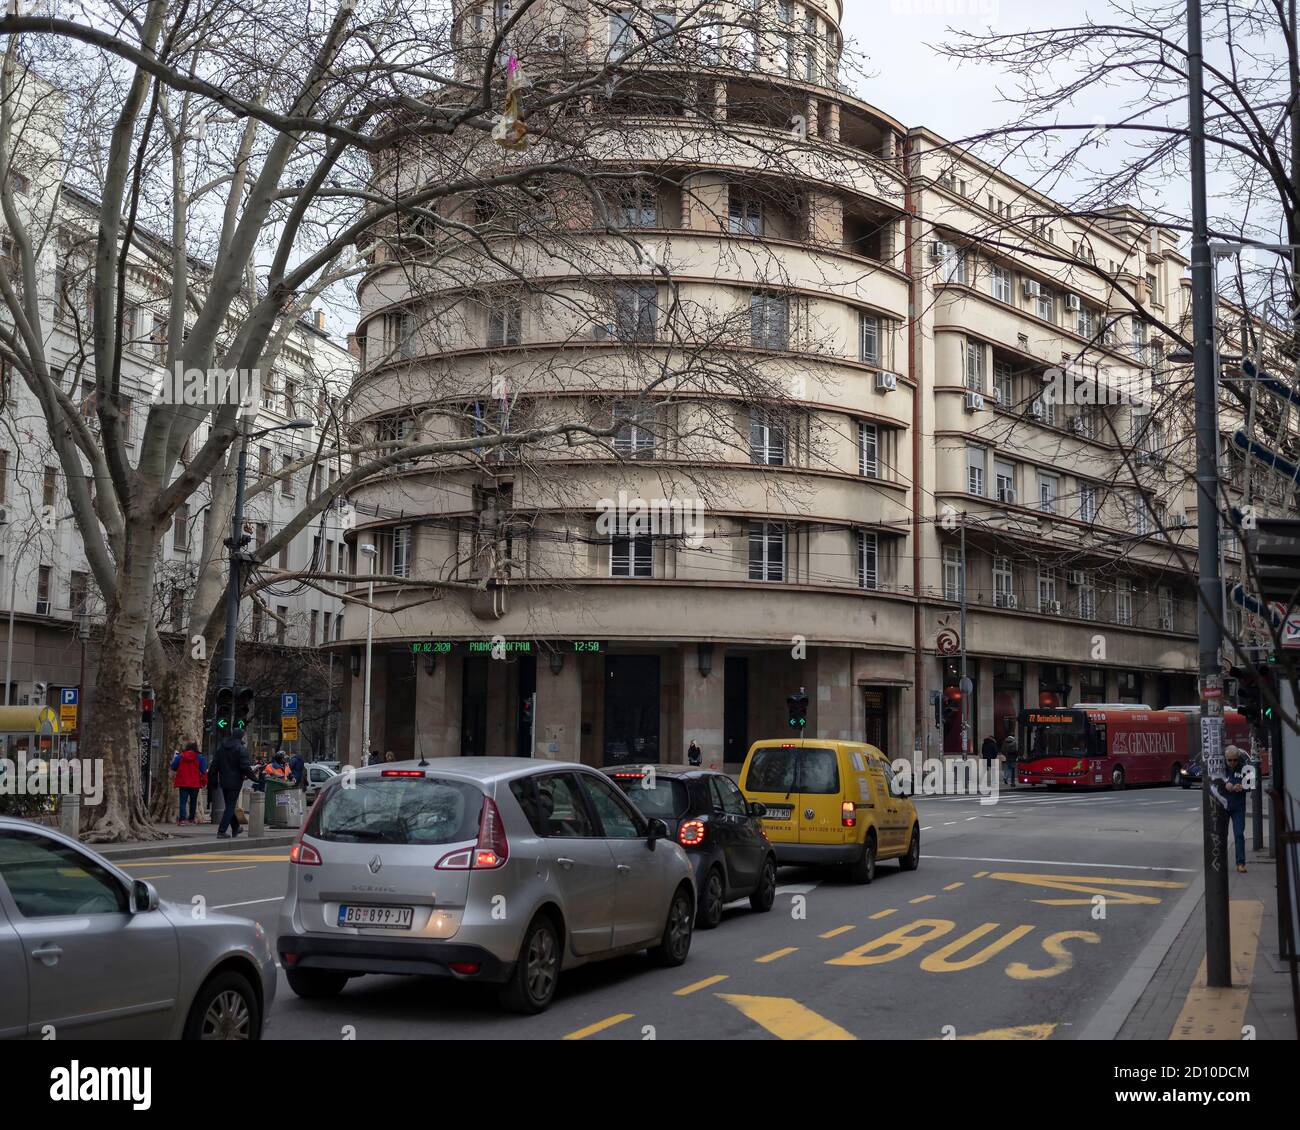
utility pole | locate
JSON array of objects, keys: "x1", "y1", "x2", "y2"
[
  {"x1": 1187, "y1": 0, "x2": 1231, "y2": 988},
  {"x1": 959, "y1": 513, "x2": 971, "y2": 755}
]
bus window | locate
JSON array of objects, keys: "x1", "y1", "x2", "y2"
[{"x1": 1023, "y1": 714, "x2": 1089, "y2": 757}]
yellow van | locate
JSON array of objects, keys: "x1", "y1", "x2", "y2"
[{"x1": 739, "y1": 739, "x2": 919, "y2": 883}]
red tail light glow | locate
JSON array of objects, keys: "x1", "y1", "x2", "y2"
[
  {"x1": 438, "y1": 796, "x2": 509, "y2": 869},
  {"x1": 290, "y1": 840, "x2": 322, "y2": 866},
  {"x1": 381, "y1": 769, "x2": 425, "y2": 777},
  {"x1": 448, "y1": 962, "x2": 481, "y2": 976},
  {"x1": 678, "y1": 819, "x2": 706, "y2": 847},
  {"x1": 841, "y1": 801, "x2": 856, "y2": 828}
]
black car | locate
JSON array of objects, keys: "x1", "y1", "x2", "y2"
[{"x1": 610, "y1": 766, "x2": 777, "y2": 929}]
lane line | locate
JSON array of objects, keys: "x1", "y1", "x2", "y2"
[
  {"x1": 869, "y1": 908, "x2": 897, "y2": 919},
  {"x1": 943, "y1": 882, "x2": 964, "y2": 891},
  {"x1": 909, "y1": 895, "x2": 935, "y2": 904},
  {"x1": 212, "y1": 896, "x2": 285, "y2": 910},
  {"x1": 563, "y1": 1013, "x2": 634, "y2": 1040},
  {"x1": 756, "y1": 947, "x2": 799, "y2": 963},
  {"x1": 925, "y1": 854, "x2": 1197, "y2": 873},
  {"x1": 209, "y1": 865, "x2": 257, "y2": 873},
  {"x1": 920, "y1": 826, "x2": 933, "y2": 831},
  {"x1": 819, "y1": 925, "x2": 855, "y2": 939},
  {"x1": 135, "y1": 874, "x2": 170, "y2": 880},
  {"x1": 674, "y1": 975, "x2": 729, "y2": 996}
]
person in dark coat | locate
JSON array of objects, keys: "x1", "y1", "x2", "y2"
[
  {"x1": 1222, "y1": 746, "x2": 1251, "y2": 873},
  {"x1": 212, "y1": 734, "x2": 256, "y2": 838},
  {"x1": 288, "y1": 750, "x2": 306, "y2": 788}
]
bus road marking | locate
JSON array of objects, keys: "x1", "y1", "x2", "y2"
[
  {"x1": 926, "y1": 854, "x2": 1196, "y2": 873},
  {"x1": 988, "y1": 871, "x2": 1188, "y2": 906},
  {"x1": 717, "y1": 993, "x2": 856, "y2": 1040},
  {"x1": 820, "y1": 925, "x2": 855, "y2": 939},
  {"x1": 675, "y1": 975, "x2": 729, "y2": 996},
  {"x1": 563, "y1": 1013, "x2": 634, "y2": 1040}
]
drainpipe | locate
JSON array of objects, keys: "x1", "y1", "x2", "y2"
[{"x1": 903, "y1": 134, "x2": 925, "y2": 757}]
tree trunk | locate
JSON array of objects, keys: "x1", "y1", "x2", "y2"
[
  {"x1": 82, "y1": 526, "x2": 165, "y2": 843},
  {"x1": 148, "y1": 654, "x2": 211, "y2": 822}
]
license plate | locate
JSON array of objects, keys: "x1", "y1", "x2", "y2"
[
  {"x1": 338, "y1": 904, "x2": 413, "y2": 929},
  {"x1": 1040, "y1": 778, "x2": 1056, "y2": 785},
  {"x1": 763, "y1": 805, "x2": 793, "y2": 820}
]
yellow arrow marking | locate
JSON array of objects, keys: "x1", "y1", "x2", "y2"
[
  {"x1": 717, "y1": 994, "x2": 856, "y2": 1040},
  {"x1": 931, "y1": 1023, "x2": 1058, "y2": 1040},
  {"x1": 987, "y1": 871, "x2": 1187, "y2": 906}
]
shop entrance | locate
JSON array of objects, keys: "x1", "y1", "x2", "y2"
[{"x1": 603, "y1": 655, "x2": 660, "y2": 765}]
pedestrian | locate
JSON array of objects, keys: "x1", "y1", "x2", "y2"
[
  {"x1": 211, "y1": 732, "x2": 257, "y2": 838},
  {"x1": 1001, "y1": 733, "x2": 1018, "y2": 788},
  {"x1": 1223, "y1": 746, "x2": 1251, "y2": 873},
  {"x1": 384, "y1": 750, "x2": 396, "y2": 763},
  {"x1": 170, "y1": 740, "x2": 207, "y2": 825},
  {"x1": 981, "y1": 734, "x2": 998, "y2": 769},
  {"x1": 288, "y1": 748, "x2": 306, "y2": 788},
  {"x1": 264, "y1": 750, "x2": 290, "y2": 782},
  {"x1": 687, "y1": 739, "x2": 701, "y2": 767}
]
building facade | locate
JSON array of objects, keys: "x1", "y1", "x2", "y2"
[{"x1": 336, "y1": 0, "x2": 1296, "y2": 768}]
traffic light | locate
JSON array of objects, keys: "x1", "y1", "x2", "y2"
[
  {"x1": 213, "y1": 687, "x2": 234, "y2": 734},
  {"x1": 786, "y1": 689, "x2": 809, "y2": 731},
  {"x1": 234, "y1": 687, "x2": 256, "y2": 733}
]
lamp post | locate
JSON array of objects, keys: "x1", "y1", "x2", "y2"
[
  {"x1": 360, "y1": 542, "x2": 377, "y2": 765},
  {"x1": 218, "y1": 418, "x2": 314, "y2": 704}
]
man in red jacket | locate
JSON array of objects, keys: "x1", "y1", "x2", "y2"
[{"x1": 170, "y1": 741, "x2": 208, "y2": 825}]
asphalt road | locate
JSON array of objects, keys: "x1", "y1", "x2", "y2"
[{"x1": 118, "y1": 785, "x2": 1217, "y2": 1040}]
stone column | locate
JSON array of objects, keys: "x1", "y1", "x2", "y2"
[
  {"x1": 536, "y1": 654, "x2": 583, "y2": 763},
  {"x1": 680, "y1": 645, "x2": 724, "y2": 769},
  {"x1": 413, "y1": 655, "x2": 460, "y2": 759},
  {"x1": 814, "y1": 647, "x2": 853, "y2": 739}
]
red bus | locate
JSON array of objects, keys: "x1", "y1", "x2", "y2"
[{"x1": 1016, "y1": 705, "x2": 1252, "y2": 790}]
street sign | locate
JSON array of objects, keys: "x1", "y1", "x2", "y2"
[
  {"x1": 60, "y1": 704, "x2": 78, "y2": 728},
  {"x1": 281, "y1": 717, "x2": 299, "y2": 741},
  {"x1": 61, "y1": 688, "x2": 79, "y2": 706},
  {"x1": 281, "y1": 692, "x2": 298, "y2": 717}
]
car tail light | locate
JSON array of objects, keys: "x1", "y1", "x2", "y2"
[
  {"x1": 438, "y1": 797, "x2": 509, "y2": 869},
  {"x1": 290, "y1": 840, "x2": 322, "y2": 866},
  {"x1": 611, "y1": 771, "x2": 644, "y2": 781},
  {"x1": 841, "y1": 801, "x2": 856, "y2": 827},
  {"x1": 449, "y1": 962, "x2": 481, "y2": 976},
  {"x1": 678, "y1": 819, "x2": 706, "y2": 847},
  {"x1": 381, "y1": 769, "x2": 425, "y2": 777}
]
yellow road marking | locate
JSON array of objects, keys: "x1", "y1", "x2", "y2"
[
  {"x1": 674, "y1": 975, "x2": 729, "y2": 996},
  {"x1": 134, "y1": 875, "x2": 169, "y2": 880},
  {"x1": 943, "y1": 882, "x2": 964, "y2": 891},
  {"x1": 973, "y1": 870, "x2": 989, "y2": 878},
  {"x1": 1171, "y1": 900, "x2": 1263, "y2": 1040},
  {"x1": 820, "y1": 925, "x2": 855, "y2": 939},
  {"x1": 988, "y1": 871, "x2": 1187, "y2": 906},
  {"x1": 931, "y1": 1023, "x2": 1057, "y2": 1040},
  {"x1": 756, "y1": 947, "x2": 798, "y2": 963},
  {"x1": 208, "y1": 865, "x2": 256, "y2": 873},
  {"x1": 717, "y1": 993, "x2": 856, "y2": 1040},
  {"x1": 119, "y1": 854, "x2": 288, "y2": 867},
  {"x1": 909, "y1": 895, "x2": 936, "y2": 904},
  {"x1": 869, "y1": 908, "x2": 897, "y2": 920},
  {"x1": 562, "y1": 1013, "x2": 634, "y2": 1040}
]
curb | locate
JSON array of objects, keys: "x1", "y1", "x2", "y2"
[
  {"x1": 97, "y1": 832, "x2": 299, "y2": 861},
  {"x1": 1077, "y1": 870, "x2": 1206, "y2": 1040}
]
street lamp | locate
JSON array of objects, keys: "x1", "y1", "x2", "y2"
[
  {"x1": 360, "y1": 542, "x2": 377, "y2": 766},
  {"x1": 218, "y1": 417, "x2": 314, "y2": 704}
]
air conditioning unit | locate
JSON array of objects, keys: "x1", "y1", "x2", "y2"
[
  {"x1": 1065, "y1": 293, "x2": 1081, "y2": 312},
  {"x1": 997, "y1": 487, "x2": 1017, "y2": 504},
  {"x1": 1028, "y1": 399, "x2": 1045, "y2": 419},
  {"x1": 928, "y1": 241, "x2": 945, "y2": 263},
  {"x1": 1172, "y1": 512, "x2": 1191, "y2": 528},
  {"x1": 964, "y1": 392, "x2": 985, "y2": 413},
  {"x1": 1068, "y1": 416, "x2": 1086, "y2": 434},
  {"x1": 875, "y1": 371, "x2": 898, "y2": 392},
  {"x1": 1022, "y1": 279, "x2": 1041, "y2": 298},
  {"x1": 995, "y1": 591, "x2": 1018, "y2": 609},
  {"x1": 1135, "y1": 450, "x2": 1159, "y2": 466},
  {"x1": 1049, "y1": 600, "x2": 1063, "y2": 615},
  {"x1": 989, "y1": 386, "x2": 1003, "y2": 405},
  {"x1": 1067, "y1": 570, "x2": 1086, "y2": 586},
  {"x1": 543, "y1": 31, "x2": 567, "y2": 50},
  {"x1": 35, "y1": 601, "x2": 50, "y2": 616},
  {"x1": 1159, "y1": 615, "x2": 1175, "y2": 631},
  {"x1": 594, "y1": 323, "x2": 617, "y2": 340}
]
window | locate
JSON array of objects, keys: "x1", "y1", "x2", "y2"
[
  {"x1": 610, "y1": 9, "x2": 636, "y2": 59},
  {"x1": 1076, "y1": 306, "x2": 1096, "y2": 339},
  {"x1": 531, "y1": 774, "x2": 597, "y2": 838},
  {"x1": 617, "y1": 186, "x2": 657, "y2": 228},
  {"x1": 993, "y1": 360, "x2": 1014, "y2": 407},
  {"x1": 251, "y1": 605, "x2": 263, "y2": 641},
  {"x1": 258, "y1": 445, "x2": 271, "y2": 475},
  {"x1": 1037, "y1": 568, "x2": 1057, "y2": 612},
  {"x1": 173, "y1": 503, "x2": 189, "y2": 552},
  {"x1": 803, "y1": 47, "x2": 815, "y2": 81},
  {"x1": 613, "y1": 401, "x2": 655, "y2": 458},
  {"x1": 1078, "y1": 483, "x2": 1097, "y2": 523},
  {"x1": 937, "y1": 241, "x2": 967, "y2": 285},
  {"x1": 728, "y1": 193, "x2": 763, "y2": 236},
  {"x1": 748, "y1": 522, "x2": 785, "y2": 581},
  {"x1": 993, "y1": 556, "x2": 1015, "y2": 607},
  {"x1": 750, "y1": 292, "x2": 789, "y2": 350},
  {"x1": 942, "y1": 545, "x2": 963, "y2": 601},
  {"x1": 857, "y1": 531, "x2": 878, "y2": 590},
  {"x1": 965, "y1": 340, "x2": 984, "y2": 391},
  {"x1": 0, "y1": 829, "x2": 130, "y2": 917},
  {"x1": 858, "y1": 312, "x2": 880, "y2": 365},
  {"x1": 651, "y1": 10, "x2": 676, "y2": 55},
  {"x1": 614, "y1": 285, "x2": 657, "y2": 341},
  {"x1": 1078, "y1": 575, "x2": 1097, "y2": 620},
  {"x1": 749, "y1": 410, "x2": 785, "y2": 465},
  {"x1": 581, "y1": 773, "x2": 646, "y2": 838},
  {"x1": 1133, "y1": 492, "x2": 1149, "y2": 536},
  {"x1": 280, "y1": 454, "x2": 294, "y2": 499},
  {"x1": 991, "y1": 264, "x2": 1012, "y2": 303},
  {"x1": 42, "y1": 466, "x2": 56, "y2": 509},
  {"x1": 0, "y1": 450, "x2": 8, "y2": 504},
  {"x1": 1035, "y1": 288, "x2": 1055, "y2": 322},
  {"x1": 995, "y1": 460, "x2": 1015, "y2": 502},
  {"x1": 1115, "y1": 579, "x2": 1133, "y2": 626},
  {"x1": 309, "y1": 610, "x2": 318, "y2": 645},
  {"x1": 967, "y1": 447, "x2": 985, "y2": 496},
  {"x1": 858, "y1": 421, "x2": 879, "y2": 477},
  {"x1": 37, "y1": 565, "x2": 51, "y2": 607},
  {"x1": 1038, "y1": 472, "x2": 1058, "y2": 514},
  {"x1": 1159, "y1": 586, "x2": 1175, "y2": 630},
  {"x1": 1146, "y1": 272, "x2": 1160, "y2": 304},
  {"x1": 69, "y1": 571, "x2": 88, "y2": 614},
  {"x1": 611, "y1": 519, "x2": 652, "y2": 578},
  {"x1": 276, "y1": 606, "x2": 288, "y2": 644},
  {"x1": 393, "y1": 526, "x2": 411, "y2": 578},
  {"x1": 1131, "y1": 319, "x2": 1147, "y2": 360},
  {"x1": 487, "y1": 300, "x2": 522, "y2": 346}
]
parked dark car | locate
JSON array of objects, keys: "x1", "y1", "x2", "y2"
[{"x1": 609, "y1": 766, "x2": 776, "y2": 929}]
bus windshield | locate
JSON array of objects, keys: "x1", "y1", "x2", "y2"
[{"x1": 1022, "y1": 713, "x2": 1090, "y2": 758}]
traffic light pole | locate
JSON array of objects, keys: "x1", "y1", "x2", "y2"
[
  {"x1": 1187, "y1": 0, "x2": 1232, "y2": 989},
  {"x1": 219, "y1": 428, "x2": 251, "y2": 699}
]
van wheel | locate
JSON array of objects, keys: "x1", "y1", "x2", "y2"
[
  {"x1": 899, "y1": 827, "x2": 920, "y2": 871},
  {"x1": 749, "y1": 855, "x2": 777, "y2": 912},
  {"x1": 1170, "y1": 764, "x2": 1182, "y2": 787},
  {"x1": 286, "y1": 969, "x2": 348, "y2": 1000},
  {"x1": 500, "y1": 913, "x2": 561, "y2": 1014},
  {"x1": 1111, "y1": 766, "x2": 1125, "y2": 790},
  {"x1": 649, "y1": 885, "x2": 694, "y2": 967},
  {"x1": 183, "y1": 971, "x2": 261, "y2": 1040},
  {"x1": 697, "y1": 868, "x2": 724, "y2": 929},
  {"x1": 848, "y1": 834, "x2": 877, "y2": 884}
]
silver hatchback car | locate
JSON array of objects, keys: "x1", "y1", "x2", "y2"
[
  {"x1": 277, "y1": 758, "x2": 697, "y2": 1013},
  {"x1": 0, "y1": 817, "x2": 277, "y2": 1039}
]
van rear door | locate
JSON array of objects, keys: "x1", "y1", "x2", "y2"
[{"x1": 793, "y1": 746, "x2": 846, "y2": 846}]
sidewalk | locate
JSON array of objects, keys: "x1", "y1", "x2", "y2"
[
  {"x1": 1115, "y1": 807, "x2": 1297, "y2": 1040},
  {"x1": 93, "y1": 817, "x2": 298, "y2": 861}
]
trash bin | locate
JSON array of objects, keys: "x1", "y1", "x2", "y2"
[{"x1": 264, "y1": 780, "x2": 304, "y2": 828}]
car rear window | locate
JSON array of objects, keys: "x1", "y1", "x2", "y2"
[
  {"x1": 609, "y1": 774, "x2": 688, "y2": 819},
  {"x1": 308, "y1": 775, "x2": 482, "y2": 845},
  {"x1": 746, "y1": 747, "x2": 840, "y2": 794}
]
